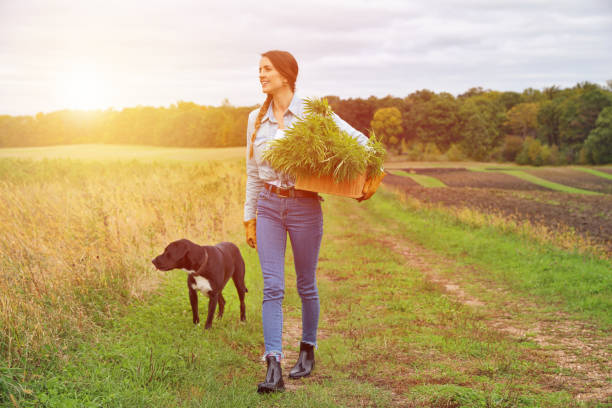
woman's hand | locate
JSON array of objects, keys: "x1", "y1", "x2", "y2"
[
  {"x1": 244, "y1": 218, "x2": 257, "y2": 249},
  {"x1": 357, "y1": 172, "x2": 385, "y2": 202}
]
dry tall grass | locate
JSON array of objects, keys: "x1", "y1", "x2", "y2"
[{"x1": 0, "y1": 158, "x2": 246, "y2": 367}]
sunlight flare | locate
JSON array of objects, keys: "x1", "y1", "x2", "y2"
[{"x1": 54, "y1": 63, "x2": 112, "y2": 110}]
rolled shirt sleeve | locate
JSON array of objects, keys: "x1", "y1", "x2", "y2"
[
  {"x1": 331, "y1": 112, "x2": 369, "y2": 147},
  {"x1": 244, "y1": 110, "x2": 265, "y2": 221}
]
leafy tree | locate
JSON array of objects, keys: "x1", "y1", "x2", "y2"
[
  {"x1": 504, "y1": 102, "x2": 538, "y2": 137},
  {"x1": 458, "y1": 87, "x2": 488, "y2": 99},
  {"x1": 583, "y1": 106, "x2": 612, "y2": 164},
  {"x1": 501, "y1": 135, "x2": 523, "y2": 162},
  {"x1": 497, "y1": 91, "x2": 522, "y2": 110},
  {"x1": 370, "y1": 107, "x2": 403, "y2": 150},
  {"x1": 516, "y1": 137, "x2": 549, "y2": 166},
  {"x1": 458, "y1": 95, "x2": 504, "y2": 160},
  {"x1": 537, "y1": 99, "x2": 563, "y2": 146},
  {"x1": 407, "y1": 91, "x2": 460, "y2": 150},
  {"x1": 542, "y1": 85, "x2": 561, "y2": 100},
  {"x1": 326, "y1": 96, "x2": 375, "y2": 136},
  {"x1": 521, "y1": 87, "x2": 545, "y2": 103},
  {"x1": 559, "y1": 87, "x2": 612, "y2": 154}
]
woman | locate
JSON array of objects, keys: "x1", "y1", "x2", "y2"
[{"x1": 243, "y1": 50, "x2": 382, "y2": 393}]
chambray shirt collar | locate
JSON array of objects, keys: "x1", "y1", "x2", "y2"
[{"x1": 262, "y1": 92, "x2": 302, "y2": 124}]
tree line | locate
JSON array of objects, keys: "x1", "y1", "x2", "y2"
[
  {"x1": 0, "y1": 100, "x2": 253, "y2": 149},
  {"x1": 336, "y1": 81, "x2": 612, "y2": 165},
  {"x1": 1, "y1": 82, "x2": 611, "y2": 164}
]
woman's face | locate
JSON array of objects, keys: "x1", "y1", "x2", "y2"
[{"x1": 259, "y1": 56, "x2": 289, "y2": 95}]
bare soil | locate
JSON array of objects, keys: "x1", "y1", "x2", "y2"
[
  {"x1": 593, "y1": 167, "x2": 612, "y2": 175},
  {"x1": 524, "y1": 168, "x2": 612, "y2": 194},
  {"x1": 384, "y1": 172, "x2": 612, "y2": 255},
  {"x1": 409, "y1": 168, "x2": 547, "y2": 190}
]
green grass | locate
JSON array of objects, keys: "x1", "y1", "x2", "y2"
[
  {"x1": 8, "y1": 191, "x2": 594, "y2": 407},
  {"x1": 498, "y1": 170, "x2": 602, "y2": 195},
  {"x1": 390, "y1": 170, "x2": 447, "y2": 187},
  {"x1": 2, "y1": 152, "x2": 609, "y2": 407},
  {"x1": 574, "y1": 167, "x2": 612, "y2": 180},
  {"x1": 365, "y1": 189, "x2": 612, "y2": 328}
]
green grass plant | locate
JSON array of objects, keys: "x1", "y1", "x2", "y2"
[
  {"x1": 391, "y1": 170, "x2": 447, "y2": 187},
  {"x1": 499, "y1": 170, "x2": 602, "y2": 195},
  {"x1": 263, "y1": 97, "x2": 386, "y2": 182},
  {"x1": 369, "y1": 188, "x2": 612, "y2": 328}
]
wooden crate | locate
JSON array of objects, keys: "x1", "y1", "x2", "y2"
[{"x1": 296, "y1": 173, "x2": 366, "y2": 198}]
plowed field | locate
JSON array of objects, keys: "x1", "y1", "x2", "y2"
[
  {"x1": 524, "y1": 168, "x2": 612, "y2": 194},
  {"x1": 384, "y1": 168, "x2": 612, "y2": 255}
]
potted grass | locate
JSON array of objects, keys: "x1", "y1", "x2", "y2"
[{"x1": 263, "y1": 97, "x2": 386, "y2": 198}]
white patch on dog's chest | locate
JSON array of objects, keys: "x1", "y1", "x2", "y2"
[{"x1": 191, "y1": 276, "x2": 212, "y2": 294}]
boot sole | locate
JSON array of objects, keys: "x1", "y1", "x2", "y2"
[
  {"x1": 257, "y1": 384, "x2": 285, "y2": 393},
  {"x1": 289, "y1": 371, "x2": 311, "y2": 379}
]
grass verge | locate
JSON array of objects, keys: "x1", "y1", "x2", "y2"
[
  {"x1": 574, "y1": 167, "x2": 612, "y2": 180},
  {"x1": 366, "y1": 188, "x2": 611, "y2": 328},
  {"x1": 389, "y1": 170, "x2": 447, "y2": 187},
  {"x1": 498, "y1": 170, "x2": 602, "y2": 195}
]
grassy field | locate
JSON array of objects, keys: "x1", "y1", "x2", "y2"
[
  {"x1": 0, "y1": 144, "x2": 244, "y2": 162},
  {"x1": 388, "y1": 170, "x2": 447, "y2": 187},
  {"x1": 1, "y1": 146, "x2": 610, "y2": 407}
]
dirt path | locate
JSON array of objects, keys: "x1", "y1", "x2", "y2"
[{"x1": 376, "y1": 232, "x2": 611, "y2": 402}]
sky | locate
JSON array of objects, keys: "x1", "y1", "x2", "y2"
[{"x1": 1, "y1": 0, "x2": 611, "y2": 115}]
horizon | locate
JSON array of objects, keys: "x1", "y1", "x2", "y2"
[{"x1": 1, "y1": 79, "x2": 609, "y2": 118}]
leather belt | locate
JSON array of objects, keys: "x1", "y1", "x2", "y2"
[{"x1": 264, "y1": 183, "x2": 318, "y2": 198}]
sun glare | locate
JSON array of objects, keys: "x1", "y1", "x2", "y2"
[{"x1": 55, "y1": 63, "x2": 112, "y2": 111}]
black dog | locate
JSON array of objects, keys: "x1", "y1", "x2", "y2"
[{"x1": 152, "y1": 239, "x2": 247, "y2": 329}]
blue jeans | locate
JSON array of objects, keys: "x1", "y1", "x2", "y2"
[{"x1": 256, "y1": 188, "x2": 323, "y2": 360}]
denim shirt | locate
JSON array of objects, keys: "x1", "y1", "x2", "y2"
[{"x1": 244, "y1": 92, "x2": 369, "y2": 221}]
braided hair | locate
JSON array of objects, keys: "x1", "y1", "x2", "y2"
[{"x1": 249, "y1": 50, "x2": 298, "y2": 158}]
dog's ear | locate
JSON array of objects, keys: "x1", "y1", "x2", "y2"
[{"x1": 169, "y1": 240, "x2": 189, "y2": 261}]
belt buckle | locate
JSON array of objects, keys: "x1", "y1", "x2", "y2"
[{"x1": 278, "y1": 187, "x2": 293, "y2": 198}]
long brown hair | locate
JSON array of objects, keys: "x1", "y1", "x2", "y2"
[{"x1": 249, "y1": 50, "x2": 299, "y2": 158}]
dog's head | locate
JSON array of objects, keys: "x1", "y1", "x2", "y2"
[{"x1": 152, "y1": 239, "x2": 206, "y2": 271}]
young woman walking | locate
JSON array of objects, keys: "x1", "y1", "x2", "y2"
[{"x1": 243, "y1": 50, "x2": 382, "y2": 393}]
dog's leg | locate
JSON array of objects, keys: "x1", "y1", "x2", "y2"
[
  {"x1": 232, "y1": 263, "x2": 247, "y2": 322},
  {"x1": 188, "y1": 284, "x2": 199, "y2": 325},
  {"x1": 204, "y1": 292, "x2": 219, "y2": 329},
  {"x1": 217, "y1": 293, "x2": 225, "y2": 318},
  {"x1": 237, "y1": 289, "x2": 246, "y2": 322}
]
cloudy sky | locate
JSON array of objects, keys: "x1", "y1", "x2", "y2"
[{"x1": 1, "y1": 0, "x2": 611, "y2": 115}]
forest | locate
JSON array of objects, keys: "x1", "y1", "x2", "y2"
[{"x1": 1, "y1": 81, "x2": 611, "y2": 164}]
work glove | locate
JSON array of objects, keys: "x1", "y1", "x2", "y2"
[
  {"x1": 357, "y1": 171, "x2": 386, "y2": 202},
  {"x1": 244, "y1": 218, "x2": 257, "y2": 249}
]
